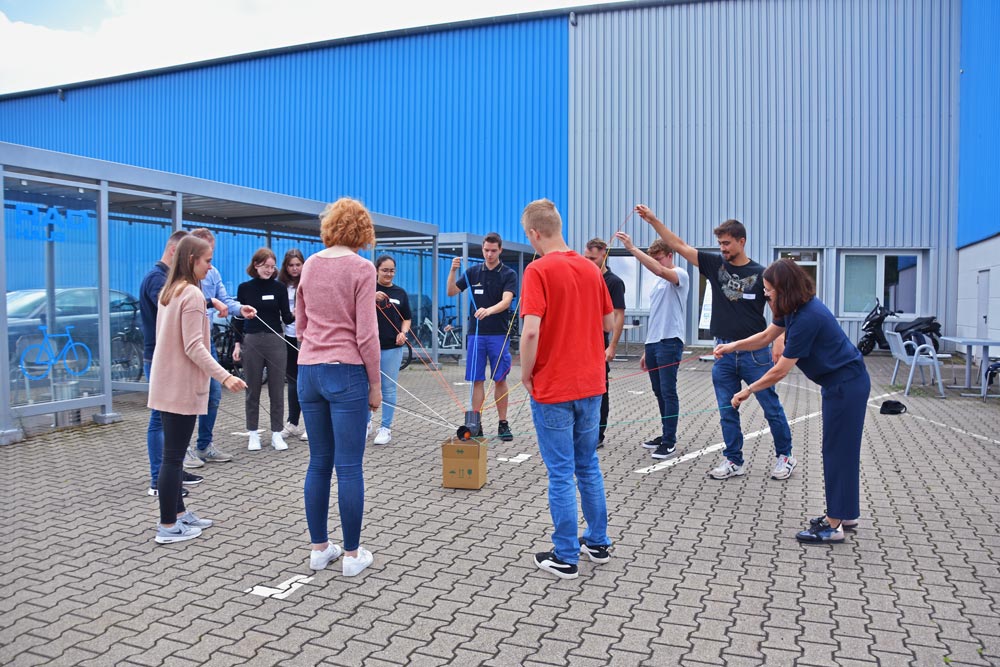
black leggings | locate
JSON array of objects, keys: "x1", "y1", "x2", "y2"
[
  {"x1": 286, "y1": 336, "x2": 301, "y2": 425},
  {"x1": 159, "y1": 412, "x2": 195, "y2": 524}
]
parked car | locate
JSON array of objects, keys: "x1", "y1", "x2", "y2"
[{"x1": 7, "y1": 288, "x2": 144, "y2": 382}]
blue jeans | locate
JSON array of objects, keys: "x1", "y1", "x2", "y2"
[
  {"x1": 299, "y1": 363, "x2": 368, "y2": 550},
  {"x1": 712, "y1": 342, "x2": 793, "y2": 466},
  {"x1": 144, "y1": 360, "x2": 163, "y2": 487},
  {"x1": 530, "y1": 395, "x2": 609, "y2": 564},
  {"x1": 196, "y1": 345, "x2": 222, "y2": 451},
  {"x1": 377, "y1": 346, "x2": 404, "y2": 428},
  {"x1": 645, "y1": 338, "x2": 683, "y2": 446}
]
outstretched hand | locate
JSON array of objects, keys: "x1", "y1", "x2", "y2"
[
  {"x1": 635, "y1": 204, "x2": 657, "y2": 224},
  {"x1": 614, "y1": 231, "x2": 635, "y2": 251}
]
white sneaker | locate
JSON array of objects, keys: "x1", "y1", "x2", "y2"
[
  {"x1": 342, "y1": 547, "x2": 374, "y2": 576},
  {"x1": 708, "y1": 458, "x2": 745, "y2": 480},
  {"x1": 366, "y1": 419, "x2": 373, "y2": 439},
  {"x1": 373, "y1": 427, "x2": 392, "y2": 445},
  {"x1": 183, "y1": 447, "x2": 205, "y2": 469},
  {"x1": 300, "y1": 426, "x2": 308, "y2": 441},
  {"x1": 272, "y1": 432, "x2": 288, "y2": 451},
  {"x1": 771, "y1": 454, "x2": 797, "y2": 480},
  {"x1": 248, "y1": 431, "x2": 261, "y2": 450},
  {"x1": 309, "y1": 542, "x2": 344, "y2": 571}
]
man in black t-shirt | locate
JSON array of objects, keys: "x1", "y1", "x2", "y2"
[
  {"x1": 635, "y1": 205, "x2": 795, "y2": 482},
  {"x1": 583, "y1": 238, "x2": 626, "y2": 448},
  {"x1": 446, "y1": 233, "x2": 518, "y2": 441}
]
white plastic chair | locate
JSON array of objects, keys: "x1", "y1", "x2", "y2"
[{"x1": 886, "y1": 331, "x2": 947, "y2": 397}]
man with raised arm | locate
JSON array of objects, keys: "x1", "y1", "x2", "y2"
[
  {"x1": 446, "y1": 232, "x2": 517, "y2": 441},
  {"x1": 634, "y1": 205, "x2": 796, "y2": 481}
]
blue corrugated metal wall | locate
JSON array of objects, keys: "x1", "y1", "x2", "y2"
[
  {"x1": 0, "y1": 18, "x2": 569, "y2": 242},
  {"x1": 957, "y1": 0, "x2": 1000, "y2": 249}
]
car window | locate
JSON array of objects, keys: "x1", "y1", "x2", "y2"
[
  {"x1": 110, "y1": 291, "x2": 138, "y2": 312},
  {"x1": 6, "y1": 291, "x2": 45, "y2": 318},
  {"x1": 56, "y1": 289, "x2": 98, "y2": 316}
]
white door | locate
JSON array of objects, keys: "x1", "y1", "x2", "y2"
[{"x1": 978, "y1": 270, "x2": 990, "y2": 339}]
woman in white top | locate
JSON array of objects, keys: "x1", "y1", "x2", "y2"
[{"x1": 279, "y1": 248, "x2": 307, "y2": 441}]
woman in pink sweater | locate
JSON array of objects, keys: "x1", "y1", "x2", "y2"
[
  {"x1": 298, "y1": 198, "x2": 381, "y2": 576},
  {"x1": 148, "y1": 236, "x2": 247, "y2": 544}
]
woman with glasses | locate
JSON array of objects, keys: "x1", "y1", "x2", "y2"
[
  {"x1": 370, "y1": 255, "x2": 413, "y2": 445},
  {"x1": 278, "y1": 249, "x2": 308, "y2": 442},
  {"x1": 234, "y1": 248, "x2": 294, "y2": 451},
  {"x1": 713, "y1": 258, "x2": 870, "y2": 544}
]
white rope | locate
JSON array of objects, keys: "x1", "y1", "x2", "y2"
[
  {"x1": 233, "y1": 315, "x2": 299, "y2": 352},
  {"x1": 380, "y1": 369, "x2": 458, "y2": 428},
  {"x1": 380, "y1": 401, "x2": 455, "y2": 431}
]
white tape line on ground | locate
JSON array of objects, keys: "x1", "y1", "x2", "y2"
[
  {"x1": 245, "y1": 574, "x2": 313, "y2": 600},
  {"x1": 634, "y1": 390, "x2": 901, "y2": 475},
  {"x1": 865, "y1": 393, "x2": 1000, "y2": 446}
]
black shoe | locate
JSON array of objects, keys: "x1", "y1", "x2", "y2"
[
  {"x1": 534, "y1": 551, "x2": 578, "y2": 579},
  {"x1": 148, "y1": 487, "x2": 189, "y2": 497},
  {"x1": 642, "y1": 436, "x2": 661, "y2": 450},
  {"x1": 597, "y1": 435, "x2": 606, "y2": 450},
  {"x1": 498, "y1": 420, "x2": 513, "y2": 442},
  {"x1": 182, "y1": 472, "x2": 204, "y2": 486},
  {"x1": 579, "y1": 542, "x2": 611, "y2": 563},
  {"x1": 651, "y1": 442, "x2": 676, "y2": 459},
  {"x1": 796, "y1": 519, "x2": 845, "y2": 544}
]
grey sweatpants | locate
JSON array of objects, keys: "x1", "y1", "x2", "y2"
[{"x1": 242, "y1": 332, "x2": 287, "y2": 432}]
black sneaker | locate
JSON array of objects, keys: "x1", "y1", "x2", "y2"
[
  {"x1": 579, "y1": 542, "x2": 611, "y2": 563},
  {"x1": 651, "y1": 442, "x2": 676, "y2": 459},
  {"x1": 148, "y1": 487, "x2": 189, "y2": 497},
  {"x1": 597, "y1": 435, "x2": 605, "y2": 450},
  {"x1": 498, "y1": 420, "x2": 513, "y2": 442},
  {"x1": 534, "y1": 551, "x2": 578, "y2": 579},
  {"x1": 182, "y1": 472, "x2": 204, "y2": 486},
  {"x1": 642, "y1": 436, "x2": 661, "y2": 450}
]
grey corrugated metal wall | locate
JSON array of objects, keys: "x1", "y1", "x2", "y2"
[{"x1": 568, "y1": 0, "x2": 961, "y2": 341}]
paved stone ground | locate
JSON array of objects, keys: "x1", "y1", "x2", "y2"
[{"x1": 2, "y1": 351, "x2": 999, "y2": 666}]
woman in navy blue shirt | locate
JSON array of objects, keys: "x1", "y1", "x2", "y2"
[{"x1": 714, "y1": 259, "x2": 871, "y2": 544}]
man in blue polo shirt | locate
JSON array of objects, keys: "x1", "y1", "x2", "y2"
[{"x1": 447, "y1": 232, "x2": 518, "y2": 441}]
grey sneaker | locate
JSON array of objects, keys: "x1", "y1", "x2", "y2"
[
  {"x1": 708, "y1": 458, "x2": 745, "y2": 480},
  {"x1": 771, "y1": 454, "x2": 797, "y2": 480},
  {"x1": 154, "y1": 522, "x2": 202, "y2": 544},
  {"x1": 182, "y1": 447, "x2": 205, "y2": 469},
  {"x1": 199, "y1": 445, "x2": 232, "y2": 463},
  {"x1": 177, "y1": 511, "x2": 213, "y2": 529}
]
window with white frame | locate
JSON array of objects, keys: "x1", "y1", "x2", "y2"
[
  {"x1": 840, "y1": 252, "x2": 922, "y2": 317},
  {"x1": 777, "y1": 249, "x2": 821, "y2": 300}
]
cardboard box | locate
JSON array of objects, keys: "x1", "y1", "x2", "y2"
[{"x1": 441, "y1": 437, "x2": 488, "y2": 489}]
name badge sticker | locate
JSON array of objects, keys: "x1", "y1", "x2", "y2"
[
  {"x1": 262, "y1": 294, "x2": 275, "y2": 301},
  {"x1": 474, "y1": 289, "x2": 485, "y2": 295},
  {"x1": 742, "y1": 293, "x2": 756, "y2": 300}
]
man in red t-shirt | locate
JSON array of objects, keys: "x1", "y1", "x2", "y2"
[{"x1": 519, "y1": 198, "x2": 614, "y2": 580}]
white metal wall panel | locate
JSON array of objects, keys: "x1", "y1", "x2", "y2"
[{"x1": 569, "y1": 0, "x2": 961, "y2": 329}]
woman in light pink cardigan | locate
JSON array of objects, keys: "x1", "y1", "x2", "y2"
[{"x1": 148, "y1": 236, "x2": 247, "y2": 544}]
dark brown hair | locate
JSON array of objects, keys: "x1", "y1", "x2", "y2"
[
  {"x1": 713, "y1": 219, "x2": 746, "y2": 241},
  {"x1": 762, "y1": 258, "x2": 815, "y2": 318},
  {"x1": 648, "y1": 239, "x2": 674, "y2": 257},
  {"x1": 278, "y1": 248, "x2": 305, "y2": 287},
  {"x1": 160, "y1": 236, "x2": 211, "y2": 305},
  {"x1": 484, "y1": 232, "x2": 503, "y2": 248},
  {"x1": 246, "y1": 247, "x2": 277, "y2": 278}
]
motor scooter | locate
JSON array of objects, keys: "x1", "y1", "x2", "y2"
[{"x1": 856, "y1": 299, "x2": 942, "y2": 355}]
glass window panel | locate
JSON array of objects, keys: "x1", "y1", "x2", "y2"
[
  {"x1": 884, "y1": 255, "x2": 918, "y2": 313},
  {"x1": 606, "y1": 256, "x2": 638, "y2": 309},
  {"x1": 6, "y1": 178, "x2": 101, "y2": 407},
  {"x1": 843, "y1": 255, "x2": 877, "y2": 313}
]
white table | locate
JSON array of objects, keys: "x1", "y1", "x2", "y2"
[{"x1": 940, "y1": 336, "x2": 1000, "y2": 399}]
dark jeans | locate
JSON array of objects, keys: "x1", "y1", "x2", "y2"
[
  {"x1": 286, "y1": 336, "x2": 301, "y2": 425},
  {"x1": 712, "y1": 341, "x2": 793, "y2": 466},
  {"x1": 196, "y1": 345, "x2": 222, "y2": 451},
  {"x1": 645, "y1": 338, "x2": 684, "y2": 445},
  {"x1": 598, "y1": 361, "x2": 610, "y2": 442},
  {"x1": 144, "y1": 360, "x2": 163, "y2": 487},
  {"x1": 299, "y1": 363, "x2": 368, "y2": 550},
  {"x1": 158, "y1": 412, "x2": 194, "y2": 524},
  {"x1": 821, "y1": 371, "x2": 870, "y2": 520}
]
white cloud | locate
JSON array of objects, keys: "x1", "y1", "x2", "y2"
[{"x1": 0, "y1": 0, "x2": 607, "y2": 95}]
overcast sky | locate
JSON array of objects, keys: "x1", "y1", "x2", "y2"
[{"x1": 0, "y1": 0, "x2": 625, "y2": 95}]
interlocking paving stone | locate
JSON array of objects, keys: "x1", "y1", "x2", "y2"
[{"x1": 3, "y1": 355, "x2": 1000, "y2": 665}]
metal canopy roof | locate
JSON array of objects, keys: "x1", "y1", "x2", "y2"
[{"x1": 0, "y1": 142, "x2": 437, "y2": 240}]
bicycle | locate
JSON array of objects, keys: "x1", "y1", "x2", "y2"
[
  {"x1": 211, "y1": 321, "x2": 244, "y2": 379},
  {"x1": 110, "y1": 298, "x2": 144, "y2": 381},
  {"x1": 19, "y1": 325, "x2": 92, "y2": 380}
]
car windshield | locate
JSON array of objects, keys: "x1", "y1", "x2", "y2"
[{"x1": 6, "y1": 291, "x2": 45, "y2": 318}]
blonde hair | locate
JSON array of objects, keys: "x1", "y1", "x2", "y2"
[
  {"x1": 320, "y1": 198, "x2": 376, "y2": 250},
  {"x1": 160, "y1": 236, "x2": 211, "y2": 305},
  {"x1": 521, "y1": 199, "x2": 562, "y2": 237}
]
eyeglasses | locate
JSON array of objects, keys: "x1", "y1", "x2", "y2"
[
  {"x1": 379, "y1": 268, "x2": 396, "y2": 274},
  {"x1": 257, "y1": 263, "x2": 276, "y2": 270},
  {"x1": 763, "y1": 288, "x2": 774, "y2": 301}
]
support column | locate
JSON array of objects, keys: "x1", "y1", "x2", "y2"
[
  {"x1": 0, "y1": 165, "x2": 25, "y2": 444},
  {"x1": 93, "y1": 180, "x2": 120, "y2": 424}
]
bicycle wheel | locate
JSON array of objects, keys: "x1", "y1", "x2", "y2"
[
  {"x1": 110, "y1": 337, "x2": 144, "y2": 381},
  {"x1": 399, "y1": 343, "x2": 413, "y2": 371},
  {"x1": 62, "y1": 342, "x2": 93, "y2": 376},
  {"x1": 19, "y1": 344, "x2": 53, "y2": 380}
]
